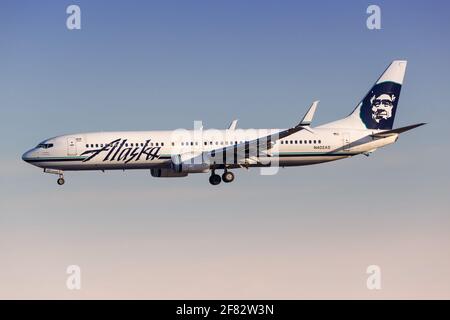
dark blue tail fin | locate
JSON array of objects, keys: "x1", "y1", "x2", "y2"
[{"x1": 357, "y1": 60, "x2": 407, "y2": 130}]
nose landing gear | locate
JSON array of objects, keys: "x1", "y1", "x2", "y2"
[
  {"x1": 57, "y1": 177, "x2": 65, "y2": 185},
  {"x1": 44, "y1": 169, "x2": 65, "y2": 186}
]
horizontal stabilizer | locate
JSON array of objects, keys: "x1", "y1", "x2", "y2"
[{"x1": 371, "y1": 123, "x2": 426, "y2": 138}]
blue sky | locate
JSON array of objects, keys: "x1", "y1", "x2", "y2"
[{"x1": 1, "y1": 0, "x2": 449, "y2": 298}]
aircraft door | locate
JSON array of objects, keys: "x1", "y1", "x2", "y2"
[
  {"x1": 67, "y1": 137, "x2": 77, "y2": 156},
  {"x1": 342, "y1": 132, "x2": 351, "y2": 151}
]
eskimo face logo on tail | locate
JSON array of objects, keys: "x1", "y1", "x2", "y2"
[
  {"x1": 360, "y1": 81, "x2": 401, "y2": 130},
  {"x1": 81, "y1": 138, "x2": 161, "y2": 163},
  {"x1": 370, "y1": 93, "x2": 395, "y2": 123}
]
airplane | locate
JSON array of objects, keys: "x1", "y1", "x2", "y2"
[{"x1": 22, "y1": 60, "x2": 425, "y2": 186}]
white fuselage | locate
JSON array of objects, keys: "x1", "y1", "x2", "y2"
[{"x1": 22, "y1": 127, "x2": 397, "y2": 171}]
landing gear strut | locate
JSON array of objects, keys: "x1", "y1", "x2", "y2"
[
  {"x1": 209, "y1": 170, "x2": 221, "y2": 185},
  {"x1": 44, "y1": 169, "x2": 65, "y2": 186}
]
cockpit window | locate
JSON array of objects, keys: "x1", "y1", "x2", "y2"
[{"x1": 36, "y1": 143, "x2": 54, "y2": 149}]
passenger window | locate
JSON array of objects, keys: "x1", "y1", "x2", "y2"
[
  {"x1": 156, "y1": 142, "x2": 159, "y2": 146},
  {"x1": 299, "y1": 140, "x2": 302, "y2": 144},
  {"x1": 161, "y1": 142, "x2": 164, "y2": 146},
  {"x1": 281, "y1": 141, "x2": 283, "y2": 144},
  {"x1": 313, "y1": 140, "x2": 316, "y2": 144},
  {"x1": 318, "y1": 140, "x2": 321, "y2": 144},
  {"x1": 86, "y1": 144, "x2": 89, "y2": 148},
  {"x1": 96, "y1": 144, "x2": 99, "y2": 148},
  {"x1": 309, "y1": 140, "x2": 312, "y2": 144}
]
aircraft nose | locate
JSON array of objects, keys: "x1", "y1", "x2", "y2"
[{"x1": 22, "y1": 149, "x2": 35, "y2": 163}]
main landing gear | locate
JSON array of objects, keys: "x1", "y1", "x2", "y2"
[
  {"x1": 209, "y1": 169, "x2": 235, "y2": 185},
  {"x1": 44, "y1": 169, "x2": 65, "y2": 186},
  {"x1": 222, "y1": 171, "x2": 234, "y2": 183},
  {"x1": 209, "y1": 173, "x2": 221, "y2": 185}
]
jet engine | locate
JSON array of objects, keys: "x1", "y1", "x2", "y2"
[{"x1": 150, "y1": 168, "x2": 188, "y2": 178}]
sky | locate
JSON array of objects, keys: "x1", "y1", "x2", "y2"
[{"x1": 0, "y1": 0, "x2": 449, "y2": 299}]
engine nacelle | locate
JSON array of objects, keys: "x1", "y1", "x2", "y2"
[
  {"x1": 171, "y1": 152, "x2": 210, "y2": 173},
  {"x1": 151, "y1": 168, "x2": 188, "y2": 178}
]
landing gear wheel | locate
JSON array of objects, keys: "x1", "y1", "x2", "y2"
[
  {"x1": 57, "y1": 177, "x2": 65, "y2": 185},
  {"x1": 222, "y1": 171, "x2": 235, "y2": 183},
  {"x1": 209, "y1": 174, "x2": 221, "y2": 185}
]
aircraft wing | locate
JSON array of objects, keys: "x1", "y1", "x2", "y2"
[{"x1": 202, "y1": 101, "x2": 318, "y2": 166}]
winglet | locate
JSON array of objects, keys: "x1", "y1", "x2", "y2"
[
  {"x1": 298, "y1": 100, "x2": 319, "y2": 127},
  {"x1": 228, "y1": 119, "x2": 238, "y2": 130}
]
